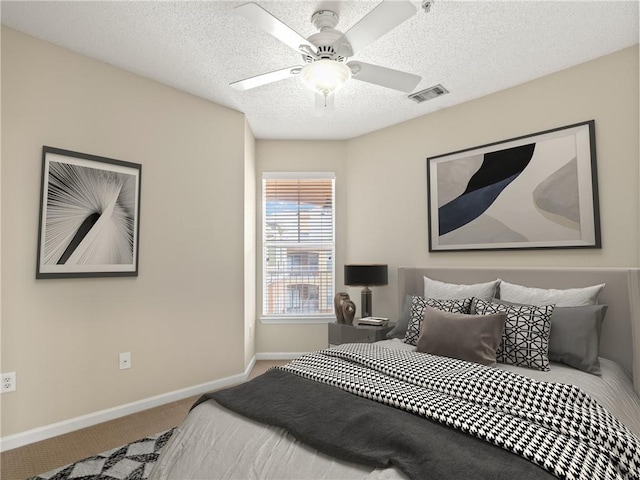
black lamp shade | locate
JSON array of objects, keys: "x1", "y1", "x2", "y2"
[{"x1": 344, "y1": 264, "x2": 388, "y2": 286}]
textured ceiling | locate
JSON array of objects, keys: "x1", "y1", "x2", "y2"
[{"x1": 1, "y1": 1, "x2": 638, "y2": 140}]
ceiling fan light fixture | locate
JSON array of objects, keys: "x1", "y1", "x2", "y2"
[{"x1": 300, "y1": 59, "x2": 351, "y2": 97}]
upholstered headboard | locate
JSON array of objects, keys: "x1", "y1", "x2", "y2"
[{"x1": 398, "y1": 267, "x2": 640, "y2": 394}]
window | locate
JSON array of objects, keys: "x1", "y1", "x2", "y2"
[
  {"x1": 262, "y1": 172, "x2": 335, "y2": 320},
  {"x1": 286, "y1": 284, "x2": 319, "y2": 313}
]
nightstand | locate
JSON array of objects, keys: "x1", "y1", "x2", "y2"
[{"x1": 328, "y1": 322, "x2": 394, "y2": 347}]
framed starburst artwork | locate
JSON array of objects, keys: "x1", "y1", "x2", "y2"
[{"x1": 36, "y1": 146, "x2": 142, "y2": 278}]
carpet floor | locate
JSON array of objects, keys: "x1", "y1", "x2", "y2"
[
  {"x1": 2, "y1": 361, "x2": 288, "y2": 480},
  {"x1": 27, "y1": 428, "x2": 175, "y2": 480}
]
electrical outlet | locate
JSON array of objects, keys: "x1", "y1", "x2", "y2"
[
  {"x1": 119, "y1": 352, "x2": 131, "y2": 370},
  {"x1": 1, "y1": 372, "x2": 16, "y2": 393}
]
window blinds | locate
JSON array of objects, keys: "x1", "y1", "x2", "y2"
[{"x1": 263, "y1": 173, "x2": 335, "y2": 317}]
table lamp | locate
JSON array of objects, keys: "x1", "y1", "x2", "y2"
[{"x1": 344, "y1": 264, "x2": 388, "y2": 318}]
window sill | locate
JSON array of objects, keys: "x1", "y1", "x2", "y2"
[{"x1": 260, "y1": 316, "x2": 335, "y2": 325}]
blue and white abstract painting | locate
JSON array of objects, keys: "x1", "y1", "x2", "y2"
[{"x1": 427, "y1": 121, "x2": 600, "y2": 251}]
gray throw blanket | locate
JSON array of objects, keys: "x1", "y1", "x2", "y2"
[
  {"x1": 197, "y1": 343, "x2": 640, "y2": 480},
  {"x1": 201, "y1": 368, "x2": 554, "y2": 479}
]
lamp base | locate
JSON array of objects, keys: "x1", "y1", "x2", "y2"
[{"x1": 361, "y1": 287, "x2": 372, "y2": 318}]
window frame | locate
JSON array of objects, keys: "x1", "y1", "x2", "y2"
[{"x1": 260, "y1": 172, "x2": 336, "y2": 324}]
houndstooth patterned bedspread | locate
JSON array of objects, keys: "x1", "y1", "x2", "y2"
[{"x1": 278, "y1": 343, "x2": 640, "y2": 480}]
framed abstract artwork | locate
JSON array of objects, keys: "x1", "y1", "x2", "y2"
[
  {"x1": 36, "y1": 146, "x2": 142, "y2": 278},
  {"x1": 426, "y1": 120, "x2": 600, "y2": 252}
]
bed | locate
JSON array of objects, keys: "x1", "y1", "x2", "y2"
[{"x1": 150, "y1": 267, "x2": 640, "y2": 480}]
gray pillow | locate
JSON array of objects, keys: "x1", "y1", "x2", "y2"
[
  {"x1": 387, "y1": 294, "x2": 413, "y2": 339},
  {"x1": 416, "y1": 306, "x2": 506, "y2": 366},
  {"x1": 404, "y1": 297, "x2": 473, "y2": 346},
  {"x1": 487, "y1": 298, "x2": 607, "y2": 375},
  {"x1": 548, "y1": 305, "x2": 608, "y2": 375}
]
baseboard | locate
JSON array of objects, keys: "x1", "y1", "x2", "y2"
[
  {"x1": 245, "y1": 354, "x2": 257, "y2": 376},
  {"x1": 256, "y1": 351, "x2": 308, "y2": 360},
  {"x1": 0, "y1": 359, "x2": 257, "y2": 453}
]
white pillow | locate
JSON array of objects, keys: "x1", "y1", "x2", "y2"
[
  {"x1": 498, "y1": 279, "x2": 605, "y2": 307},
  {"x1": 424, "y1": 276, "x2": 499, "y2": 301}
]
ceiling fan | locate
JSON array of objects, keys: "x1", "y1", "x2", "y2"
[{"x1": 230, "y1": 1, "x2": 422, "y2": 104}]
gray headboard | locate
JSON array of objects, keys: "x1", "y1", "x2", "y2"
[{"x1": 398, "y1": 267, "x2": 640, "y2": 394}]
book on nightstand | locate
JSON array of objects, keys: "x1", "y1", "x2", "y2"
[{"x1": 353, "y1": 317, "x2": 389, "y2": 327}]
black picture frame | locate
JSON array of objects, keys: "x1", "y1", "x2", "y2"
[
  {"x1": 426, "y1": 120, "x2": 600, "y2": 252},
  {"x1": 36, "y1": 146, "x2": 142, "y2": 278}
]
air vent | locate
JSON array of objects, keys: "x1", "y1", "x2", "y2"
[{"x1": 408, "y1": 84, "x2": 449, "y2": 103}]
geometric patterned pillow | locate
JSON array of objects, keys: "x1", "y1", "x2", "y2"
[
  {"x1": 473, "y1": 298, "x2": 554, "y2": 371},
  {"x1": 403, "y1": 296, "x2": 472, "y2": 346}
]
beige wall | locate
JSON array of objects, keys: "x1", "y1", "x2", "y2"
[
  {"x1": 1, "y1": 28, "x2": 250, "y2": 437},
  {"x1": 1, "y1": 25, "x2": 638, "y2": 439},
  {"x1": 0, "y1": 23, "x2": 3, "y2": 435},
  {"x1": 345, "y1": 45, "x2": 639, "y2": 319},
  {"x1": 244, "y1": 120, "x2": 256, "y2": 367},
  {"x1": 255, "y1": 140, "x2": 347, "y2": 353},
  {"x1": 257, "y1": 45, "x2": 639, "y2": 351}
]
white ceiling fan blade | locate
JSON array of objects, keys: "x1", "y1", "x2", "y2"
[
  {"x1": 348, "y1": 62, "x2": 420, "y2": 93},
  {"x1": 333, "y1": 0, "x2": 417, "y2": 57},
  {"x1": 234, "y1": 3, "x2": 315, "y2": 53},
  {"x1": 230, "y1": 66, "x2": 302, "y2": 91},
  {"x1": 347, "y1": 62, "x2": 422, "y2": 93}
]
